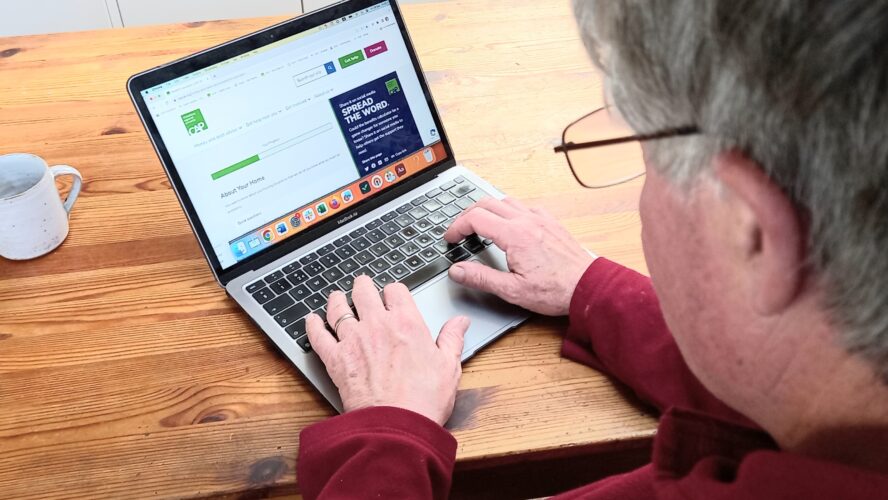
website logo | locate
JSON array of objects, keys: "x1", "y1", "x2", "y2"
[
  {"x1": 262, "y1": 228, "x2": 274, "y2": 242},
  {"x1": 316, "y1": 202, "x2": 329, "y2": 216},
  {"x1": 342, "y1": 189, "x2": 354, "y2": 203},
  {"x1": 276, "y1": 222, "x2": 288, "y2": 236},
  {"x1": 248, "y1": 238, "x2": 261, "y2": 249},
  {"x1": 235, "y1": 241, "x2": 247, "y2": 256},
  {"x1": 359, "y1": 181, "x2": 371, "y2": 194},
  {"x1": 384, "y1": 170, "x2": 397, "y2": 183},
  {"x1": 290, "y1": 213, "x2": 302, "y2": 228},
  {"x1": 330, "y1": 197, "x2": 341, "y2": 210},
  {"x1": 181, "y1": 109, "x2": 208, "y2": 136},
  {"x1": 303, "y1": 208, "x2": 316, "y2": 223},
  {"x1": 423, "y1": 148, "x2": 435, "y2": 163},
  {"x1": 395, "y1": 164, "x2": 407, "y2": 177},
  {"x1": 371, "y1": 175, "x2": 383, "y2": 189}
]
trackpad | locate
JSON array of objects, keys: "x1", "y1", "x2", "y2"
[{"x1": 412, "y1": 250, "x2": 528, "y2": 358}]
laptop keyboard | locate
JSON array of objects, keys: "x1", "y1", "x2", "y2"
[{"x1": 244, "y1": 176, "x2": 490, "y2": 353}]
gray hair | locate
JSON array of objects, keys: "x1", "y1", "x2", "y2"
[{"x1": 573, "y1": 0, "x2": 888, "y2": 381}]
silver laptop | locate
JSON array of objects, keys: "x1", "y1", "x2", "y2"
[{"x1": 127, "y1": 0, "x2": 528, "y2": 411}]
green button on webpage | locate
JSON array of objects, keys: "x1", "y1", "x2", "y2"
[
  {"x1": 211, "y1": 154, "x2": 260, "y2": 180},
  {"x1": 338, "y1": 50, "x2": 365, "y2": 69}
]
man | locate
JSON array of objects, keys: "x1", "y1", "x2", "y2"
[{"x1": 297, "y1": 0, "x2": 888, "y2": 497}]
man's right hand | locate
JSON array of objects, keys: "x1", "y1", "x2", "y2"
[{"x1": 443, "y1": 197, "x2": 596, "y2": 317}]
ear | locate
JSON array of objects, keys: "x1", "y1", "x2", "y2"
[{"x1": 713, "y1": 151, "x2": 806, "y2": 315}]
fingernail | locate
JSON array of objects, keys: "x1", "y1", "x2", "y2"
[{"x1": 449, "y1": 264, "x2": 465, "y2": 282}]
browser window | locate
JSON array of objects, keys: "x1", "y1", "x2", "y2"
[{"x1": 141, "y1": 1, "x2": 446, "y2": 270}]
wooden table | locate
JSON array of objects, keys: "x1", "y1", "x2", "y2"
[{"x1": 0, "y1": 1, "x2": 658, "y2": 498}]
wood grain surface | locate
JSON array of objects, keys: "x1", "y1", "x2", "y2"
[{"x1": 0, "y1": 1, "x2": 657, "y2": 498}]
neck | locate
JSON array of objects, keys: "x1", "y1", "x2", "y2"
[{"x1": 750, "y1": 309, "x2": 888, "y2": 473}]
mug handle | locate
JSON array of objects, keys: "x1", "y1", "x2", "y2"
[{"x1": 50, "y1": 165, "x2": 83, "y2": 214}]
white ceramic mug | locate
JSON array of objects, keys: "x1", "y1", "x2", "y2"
[{"x1": 0, "y1": 153, "x2": 82, "y2": 260}]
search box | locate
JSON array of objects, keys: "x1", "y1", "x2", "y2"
[{"x1": 294, "y1": 63, "x2": 334, "y2": 87}]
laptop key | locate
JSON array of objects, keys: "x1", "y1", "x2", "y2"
[
  {"x1": 264, "y1": 271, "x2": 284, "y2": 284},
  {"x1": 264, "y1": 294, "x2": 295, "y2": 315},
  {"x1": 369, "y1": 242, "x2": 390, "y2": 257},
  {"x1": 385, "y1": 234, "x2": 406, "y2": 248},
  {"x1": 445, "y1": 246, "x2": 472, "y2": 263},
  {"x1": 290, "y1": 284, "x2": 311, "y2": 301},
  {"x1": 299, "y1": 253, "x2": 318, "y2": 266},
  {"x1": 408, "y1": 207, "x2": 429, "y2": 220},
  {"x1": 381, "y1": 211, "x2": 398, "y2": 222},
  {"x1": 390, "y1": 264, "x2": 409, "y2": 279},
  {"x1": 464, "y1": 235, "x2": 486, "y2": 253},
  {"x1": 385, "y1": 250, "x2": 406, "y2": 263},
  {"x1": 455, "y1": 198, "x2": 472, "y2": 210},
  {"x1": 397, "y1": 203, "x2": 413, "y2": 214},
  {"x1": 319, "y1": 284, "x2": 341, "y2": 299},
  {"x1": 288, "y1": 268, "x2": 308, "y2": 284},
  {"x1": 305, "y1": 293, "x2": 325, "y2": 310},
  {"x1": 405, "y1": 255, "x2": 424, "y2": 269},
  {"x1": 421, "y1": 200, "x2": 443, "y2": 212},
  {"x1": 401, "y1": 257, "x2": 450, "y2": 291},
  {"x1": 430, "y1": 226, "x2": 447, "y2": 238},
  {"x1": 442, "y1": 204, "x2": 462, "y2": 217},
  {"x1": 427, "y1": 211, "x2": 448, "y2": 225},
  {"x1": 454, "y1": 176, "x2": 466, "y2": 183},
  {"x1": 285, "y1": 318, "x2": 306, "y2": 340},
  {"x1": 425, "y1": 187, "x2": 442, "y2": 199},
  {"x1": 354, "y1": 266, "x2": 376, "y2": 279},
  {"x1": 436, "y1": 192, "x2": 457, "y2": 205},
  {"x1": 373, "y1": 272, "x2": 396, "y2": 288},
  {"x1": 282, "y1": 263, "x2": 299, "y2": 275},
  {"x1": 416, "y1": 233, "x2": 435, "y2": 247},
  {"x1": 270, "y1": 278, "x2": 293, "y2": 295},
  {"x1": 419, "y1": 248, "x2": 438, "y2": 261},
  {"x1": 349, "y1": 226, "x2": 368, "y2": 238},
  {"x1": 320, "y1": 254, "x2": 341, "y2": 267},
  {"x1": 295, "y1": 334, "x2": 312, "y2": 353},
  {"x1": 454, "y1": 184, "x2": 475, "y2": 197},
  {"x1": 351, "y1": 236, "x2": 370, "y2": 251},
  {"x1": 440, "y1": 180, "x2": 456, "y2": 191},
  {"x1": 337, "y1": 275, "x2": 356, "y2": 292},
  {"x1": 365, "y1": 219, "x2": 383, "y2": 230},
  {"x1": 401, "y1": 242, "x2": 420, "y2": 256},
  {"x1": 434, "y1": 240, "x2": 456, "y2": 254},
  {"x1": 415, "y1": 219, "x2": 433, "y2": 232},
  {"x1": 468, "y1": 191, "x2": 485, "y2": 202},
  {"x1": 411, "y1": 196, "x2": 426, "y2": 206},
  {"x1": 317, "y1": 243, "x2": 335, "y2": 256},
  {"x1": 339, "y1": 258, "x2": 359, "y2": 274},
  {"x1": 400, "y1": 226, "x2": 419, "y2": 239},
  {"x1": 304, "y1": 261, "x2": 325, "y2": 276},
  {"x1": 394, "y1": 214, "x2": 414, "y2": 228},
  {"x1": 322, "y1": 267, "x2": 344, "y2": 283},
  {"x1": 306, "y1": 276, "x2": 328, "y2": 292},
  {"x1": 369, "y1": 259, "x2": 390, "y2": 273},
  {"x1": 274, "y1": 302, "x2": 309, "y2": 328},
  {"x1": 380, "y1": 222, "x2": 400, "y2": 235},
  {"x1": 246, "y1": 280, "x2": 264, "y2": 294},
  {"x1": 252, "y1": 287, "x2": 274, "y2": 304},
  {"x1": 354, "y1": 250, "x2": 375, "y2": 265},
  {"x1": 333, "y1": 235, "x2": 351, "y2": 247},
  {"x1": 335, "y1": 246, "x2": 356, "y2": 259},
  {"x1": 366, "y1": 229, "x2": 385, "y2": 243}
]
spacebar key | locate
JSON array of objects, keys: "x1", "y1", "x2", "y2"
[{"x1": 401, "y1": 258, "x2": 451, "y2": 291}]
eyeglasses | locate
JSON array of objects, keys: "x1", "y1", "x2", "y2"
[{"x1": 554, "y1": 107, "x2": 699, "y2": 189}]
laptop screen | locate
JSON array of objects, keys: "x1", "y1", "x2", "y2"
[{"x1": 140, "y1": 1, "x2": 447, "y2": 270}]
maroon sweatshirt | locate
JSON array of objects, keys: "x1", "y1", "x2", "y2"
[{"x1": 298, "y1": 258, "x2": 888, "y2": 498}]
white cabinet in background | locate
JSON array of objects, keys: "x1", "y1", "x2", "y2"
[
  {"x1": 116, "y1": 0, "x2": 303, "y2": 27},
  {"x1": 0, "y1": 0, "x2": 115, "y2": 37}
]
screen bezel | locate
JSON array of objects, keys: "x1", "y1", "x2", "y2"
[{"x1": 127, "y1": 0, "x2": 457, "y2": 286}]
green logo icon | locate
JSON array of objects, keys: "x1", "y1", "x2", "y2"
[
  {"x1": 182, "y1": 109, "x2": 208, "y2": 135},
  {"x1": 386, "y1": 78, "x2": 401, "y2": 95}
]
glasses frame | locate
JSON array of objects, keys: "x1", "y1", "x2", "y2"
[{"x1": 554, "y1": 107, "x2": 700, "y2": 189}]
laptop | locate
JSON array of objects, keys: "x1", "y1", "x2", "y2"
[{"x1": 127, "y1": 0, "x2": 528, "y2": 411}]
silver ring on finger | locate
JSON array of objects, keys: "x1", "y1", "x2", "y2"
[{"x1": 333, "y1": 312, "x2": 358, "y2": 337}]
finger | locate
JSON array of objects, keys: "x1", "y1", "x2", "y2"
[
  {"x1": 443, "y1": 207, "x2": 510, "y2": 247},
  {"x1": 469, "y1": 197, "x2": 524, "y2": 219},
  {"x1": 325, "y1": 291, "x2": 358, "y2": 340},
  {"x1": 436, "y1": 316, "x2": 470, "y2": 360},
  {"x1": 382, "y1": 282, "x2": 421, "y2": 316},
  {"x1": 448, "y1": 260, "x2": 523, "y2": 302},
  {"x1": 306, "y1": 313, "x2": 337, "y2": 362},
  {"x1": 352, "y1": 274, "x2": 385, "y2": 320}
]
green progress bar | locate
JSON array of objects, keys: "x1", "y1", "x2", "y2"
[{"x1": 211, "y1": 154, "x2": 260, "y2": 180}]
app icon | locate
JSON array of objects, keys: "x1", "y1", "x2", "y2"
[
  {"x1": 423, "y1": 148, "x2": 435, "y2": 163},
  {"x1": 359, "y1": 181, "x2": 371, "y2": 194},
  {"x1": 276, "y1": 222, "x2": 288, "y2": 235},
  {"x1": 290, "y1": 213, "x2": 302, "y2": 228},
  {"x1": 342, "y1": 189, "x2": 354, "y2": 203},
  {"x1": 371, "y1": 175, "x2": 383, "y2": 189},
  {"x1": 384, "y1": 170, "x2": 396, "y2": 183},
  {"x1": 330, "y1": 197, "x2": 341, "y2": 210},
  {"x1": 303, "y1": 208, "x2": 316, "y2": 222},
  {"x1": 235, "y1": 241, "x2": 247, "y2": 255},
  {"x1": 248, "y1": 238, "x2": 261, "y2": 249},
  {"x1": 262, "y1": 229, "x2": 274, "y2": 242},
  {"x1": 395, "y1": 163, "x2": 407, "y2": 177},
  {"x1": 317, "y1": 202, "x2": 329, "y2": 216}
]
